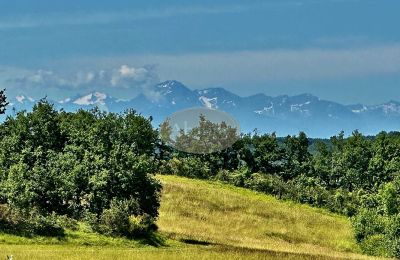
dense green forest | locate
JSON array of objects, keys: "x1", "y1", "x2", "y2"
[
  {"x1": 0, "y1": 99, "x2": 161, "y2": 238},
  {"x1": 0, "y1": 95, "x2": 400, "y2": 257}
]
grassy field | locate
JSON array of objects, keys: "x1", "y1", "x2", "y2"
[{"x1": 0, "y1": 175, "x2": 384, "y2": 259}]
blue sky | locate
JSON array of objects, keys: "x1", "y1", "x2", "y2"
[{"x1": 1, "y1": 0, "x2": 400, "y2": 104}]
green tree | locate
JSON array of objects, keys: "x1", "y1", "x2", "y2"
[
  {"x1": 173, "y1": 114, "x2": 239, "y2": 154},
  {"x1": 0, "y1": 89, "x2": 8, "y2": 114},
  {"x1": 282, "y1": 132, "x2": 311, "y2": 180},
  {"x1": 0, "y1": 102, "x2": 162, "y2": 237},
  {"x1": 252, "y1": 133, "x2": 283, "y2": 174}
]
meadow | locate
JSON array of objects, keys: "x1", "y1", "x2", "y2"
[{"x1": 0, "y1": 175, "x2": 383, "y2": 259}]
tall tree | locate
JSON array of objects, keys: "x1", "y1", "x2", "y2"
[{"x1": 0, "y1": 89, "x2": 8, "y2": 114}]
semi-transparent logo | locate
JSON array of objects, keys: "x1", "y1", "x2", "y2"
[{"x1": 160, "y1": 107, "x2": 241, "y2": 154}]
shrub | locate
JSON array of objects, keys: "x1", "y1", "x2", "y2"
[
  {"x1": 352, "y1": 209, "x2": 387, "y2": 243},
  {"x1": 0, "y1": 204, "x2": 20, "y2": 231},
  {"x1": 98, "y1": 199, "x2": 138, "y2": 236},
  {"x1": 227, "y1": 167, "x2": 251, "y2": 187},
  {"x1": 0, "y1": 204, "x2": 64, "y2": 237},
  {"x1": 96, "y1": 198, "x2": 157, "y2": 237},
  {"x1": 359, "y1": 234, "x2": 389, "y2": 257},
  {"x1": 214, "y1": 169, "x2": 230, "y2": 182},
  {"x1": 26, "y1": 211, "x2": 65, "y2": 237},
  {"x1": 161, "y1": 157, "x2": 211, "y2": 179},
  {"x1": 244, "y1": 173, "x2": 287, "y2": 198},
  {"x1": 128, "y1": 214, "x2": 157, "y2": 236},
  {"x1": 56, "y1": 215, "x2": 79, "y2": 231}
]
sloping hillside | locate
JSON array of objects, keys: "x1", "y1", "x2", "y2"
[
  {"x1": 157, "y1": 175, "x2": 377, "y2": 260},
  {"x1": 0, "y1": 175, "x2": 382, "y2": 259}
]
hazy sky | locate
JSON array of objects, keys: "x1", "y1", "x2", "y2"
[{"x1": 1, "y1": 0, "x2": 400, "y2": 104}]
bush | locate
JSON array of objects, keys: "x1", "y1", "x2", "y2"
[
  {"x1": 56, "y1": 215, "x2": 79, "y2": 231},
  {"x1": 352, "y1": 209, "x2": 387, "y2": 243},
  {"x1": 0, "y1": 204, "x2": 20, "y2": 231},
  {"x1": 226, "y1": 167, "x2": 251, "y2": 187},
  {"x1": 98, "y1": 198, "x2": 139, "y2": 236},
  {"x1": 96, "y1": 198, "x2": 156, "y2": 237},
  {"x1": 27, "y1": 211, "x2": 65, "y2": 237},
  {"x1": 161, "y1": 157, "x2": 211, "y2": 179},
  {"x1": 359, "y1": 234, "x2": 389, "y2": 257},
  {"x1": 0, "y1": 204, "x2": 64, "y2": 237},
  {"x1": 214, "y1": 169, "x2": 230, "y2": 182},
  {"x1": 243, "y1": 173, "x2": 287, "y2": 198},
  {"x1": 128, "y1": 214, "x2": 157, "y2": 236}
]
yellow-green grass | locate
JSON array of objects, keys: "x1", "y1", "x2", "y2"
[
  {"x1": 157, "y1": 175, "x2": 381, "y2": 259},
  {"x1": 0, "y1": 175, "x2": 385, "y2": 259},
  {"x1": 0, "y1": 244, "x2": 367, "y2": 260}
]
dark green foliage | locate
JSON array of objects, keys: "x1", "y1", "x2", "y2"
[
  {"x1": 0, "y1": 101, "x2": 161, "y2": 237},
  {"x1": 0, "y1": 204, "x2": 64, "y2": 237},
  {"x1": 242, "y1": 172, "x2": 288, "y2": 198},
  {"x1": 95, "y1": 198, "x2": 157, "y2": 237},
  {"x1": 160, "y1": 157, "x2": 211, "y2": 179},
  {"x1": 98, "y1": 198, "x2": 138, "y2": 236},
  {"x1": 0, "y1": 89, "x2": 8, "y2": 115},
  {"x1": 351, "y1": 178, "x2": 400, "y2": 257}
]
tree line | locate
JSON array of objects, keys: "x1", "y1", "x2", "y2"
[{"x1": 158, "y1": 114, "x2": 400, "y2": 257}]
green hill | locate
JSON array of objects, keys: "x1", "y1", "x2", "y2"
[
  {"x1": 0, "y1": 175, "x2": 381, "y2": 259},
  {"x1": 157, "y1": 175, "x2": 378, "y2": 260}
]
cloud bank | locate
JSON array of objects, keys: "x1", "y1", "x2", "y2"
[
  {"x1": 2, "y1": 43, "x2": 400, "y2": 104},
  {"x1": 66, "y1": 44, "x2": 400, "y2": 85},
  {"x1": 3, "y1": 65, "x2": 159, "y2": 99}
]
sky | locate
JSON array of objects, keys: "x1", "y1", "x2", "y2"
[{"x1": 0, "y1": 0, "x2": 400, "y2": 104}]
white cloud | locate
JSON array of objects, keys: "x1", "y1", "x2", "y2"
[
  {"x1": 3, "y1": 65, "x2": 159, "y2": 99},
  {"x1": 111, "y1": 65, "x2": 154, "y2": 87},
  {"x1": 3, "y1": 43, "x2": 400, "y2": 103}
]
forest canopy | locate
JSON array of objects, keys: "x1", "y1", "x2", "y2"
[{"x1": 0, "y1": 100, "x2": 161, "y2": 237}]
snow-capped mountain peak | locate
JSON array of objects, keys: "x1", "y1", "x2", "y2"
[
  {"x1": 4, "y1": 80, "x2": 400, "y2": 137},
  {"x1": 73, "y1": 92, "x2": 108, "y2": 106},
  {"x1": 199, "y1": 96, "x2": 218, "y2": 109}
]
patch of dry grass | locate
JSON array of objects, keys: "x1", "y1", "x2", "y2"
[{"x1": 157, "y1": 175, "x2": 380, "y2": 259}]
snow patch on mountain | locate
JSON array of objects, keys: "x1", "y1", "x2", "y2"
[
  {"x1": 223, "y1": 100, "x2": 236, "y2": 107},
  {"x1": 379, "y1": 103, "x2": 400, "y2": 114},
  {"x1": 73, "y1": 92, "x2": 107, "y2": 105},
  {"x1": 199, "y1": 96, "x2": 218, "y2": 109},
  {"x1": 254, "y1": 105, "x2": 274, "y2": 116},
  {"x1": 351, "y1": 105, "x2": 368, "y2": 113}
]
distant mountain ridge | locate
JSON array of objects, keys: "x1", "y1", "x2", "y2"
[{"x1": 5, "y1": 80, "x2": 400, "y2": 137}]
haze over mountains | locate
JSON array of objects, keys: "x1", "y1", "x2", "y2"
[{"x1": 6, "y1": 80, "x2": 400, "y2": 137}]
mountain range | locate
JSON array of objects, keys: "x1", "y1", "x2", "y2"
[{"x1": 5, "y1": 80, "x2": 400, "y2": 137}]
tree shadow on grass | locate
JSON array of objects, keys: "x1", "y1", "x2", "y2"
[
  {"x1": 136, "y1": 231, "x2": 167, "y2": 247},
  {"x1": 180, "y1": 238, "x2": 213, "y2": 246}
]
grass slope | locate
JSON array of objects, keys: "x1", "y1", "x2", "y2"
[
  {"x1": 157, "y1": 175, "x2": 379, "y2": 260},
  {"x1": 0, "y1": 175, "x2": 383, "y2": 259}
]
